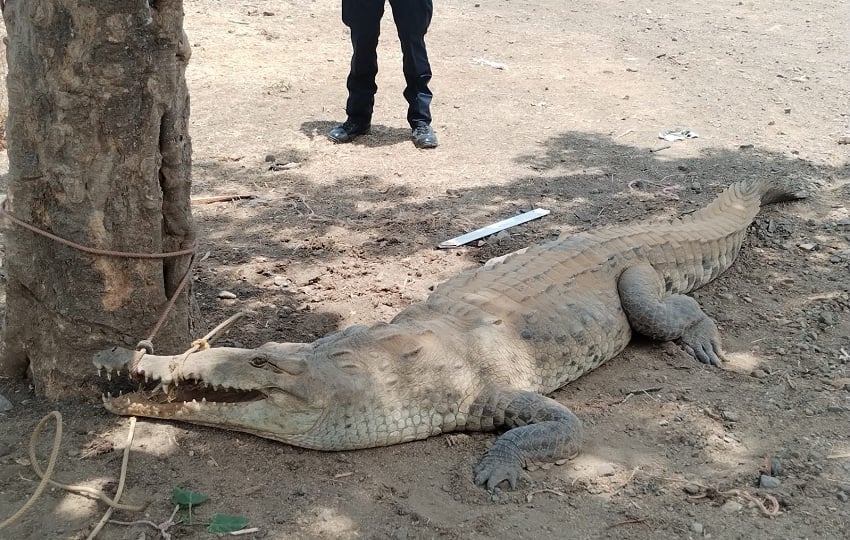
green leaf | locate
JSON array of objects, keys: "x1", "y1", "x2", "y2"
[
  {"x1": 171, "y1": 487, "x2": 209, "y2": 508},
  {"x1": 207, "y1": 514, "x2": 250, "y2": 533}
]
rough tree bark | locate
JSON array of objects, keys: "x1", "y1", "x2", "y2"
[{"x1": 0, "y1": 0, "x2": 195, "y2": 399}]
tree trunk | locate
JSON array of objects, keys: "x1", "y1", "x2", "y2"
[{"x1": 0, "y1": 0, "x2": 195, "y2": 399}]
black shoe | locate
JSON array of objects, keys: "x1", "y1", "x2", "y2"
[
  {"x1": 328, "y1": 120, "x2": 370, "y2": 143},
  {"x1": 412, "y1": 124, "x2": 438, "y2": 149}
]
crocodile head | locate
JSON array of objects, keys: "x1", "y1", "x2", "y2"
[{"x1": 93, "y1": 324, "x2": 444, "y2": 449}]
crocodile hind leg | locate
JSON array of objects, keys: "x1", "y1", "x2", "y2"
[
  {"x1": 618, "y1": 263, "x2": 726, "y2": 366},
  {"x1": 471, "y1": 388, "x2": 583, "y2": 491}
]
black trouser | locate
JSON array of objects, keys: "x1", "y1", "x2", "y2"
[{"x1": 342, "y1": 0, "x2": 433, "y2": 128}]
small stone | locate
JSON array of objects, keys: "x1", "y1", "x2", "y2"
[
  {"x1": 838, "y1": 492, "x2": 849, "y2": 503},
  {"x1": 751, "y1": 369, "x2": 768, "y2": 379},
  {"x1": 819, "y1": 313, "x2": 836, "y2": 325},
  {"x1": 0, "y1": 394, "x2": 12, "y2": 412},
  {"x1": 722, "y1": 500, "x2": 743, "y2": 513},
  {"x1": 264, "y1": 154, "x2": 275, "y2": 162},
  {"x1": 719, "y1": 292, "x2": 735, "y2": 301},
  {"x1": 683, "y1": 483, "x2": 702, "y2": 495},
  {"x1": 495, "y1": 230, "x2": 511, "y2": 242},
  {"x1": 691, "y1": 522, "x2": 704, "y2": 535},
  {"x1": 691, "y1": 181, "x2": 702, "y2": 193},
  {"x1": 759, "y1": 475, "x2": 781, "y2": 489},
  {"x1": 218, "y1": 290, "x2": 237, "y2": 299},
  {"x1": 394, "y1": 528, "x2": 409, "y2": 540},
  {"x1": 721, "y1": 410, "x2": 739, "y2": 422},
  {"x1": 798, "y1": 243, "x2": 818, "y2": 251},
  {"x1": 804, "y1": 408, "x2": 815, "y2": 416}
]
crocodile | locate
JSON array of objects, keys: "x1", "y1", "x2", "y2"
[{"x1": 94, "y1": 178, "x2": 802, "y2": 490}]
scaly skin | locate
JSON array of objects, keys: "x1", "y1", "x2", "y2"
[{"x1": 94, "y1": 179, "x2": 803, "y2": 490}]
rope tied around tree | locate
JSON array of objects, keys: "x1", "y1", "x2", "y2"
[{"x1": 0, "y1": 197, "x2": 196, "y2": 375}]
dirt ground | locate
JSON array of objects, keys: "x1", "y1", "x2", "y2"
[{"x1": 1, "y1": 0, "x2": 849, "y2": 538}]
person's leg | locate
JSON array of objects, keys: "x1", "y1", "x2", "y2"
[
  {"x1": 388, "y1": 0, "x2": 433, "y2": 129},
  {"x1": 342, "y1": 0, "x2": 385, "y2": 125}
]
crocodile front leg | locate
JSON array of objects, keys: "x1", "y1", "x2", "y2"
[
  {"x1": 618, "y1": 263, "x2": 726, "y2": 366},
  {"x1": 470, "y1": 388, "x2": 583, "y2": 491}
]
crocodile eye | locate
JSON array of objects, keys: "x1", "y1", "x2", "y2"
[{"x1": 250, "y1": 358, "x2": 267, "y2": 368}]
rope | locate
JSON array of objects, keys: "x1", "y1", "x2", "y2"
[
  {"x1": 86, "y1": 417, "x2": 137, "y2": 540},
  {"x1": 0, "y1": 412, "x2": 63, "y2": 530},
  {"x1": 25, "y1": 419, "x2": 145, "y2": 512},
  {"x1": 129, "y1": 251, "x2": 197, "y2": 376},
  {"x1": 173, "y1": 310, "x2": 248, "y2": 366},
  {"x1": 0, "y1": 197, "x2": 199, "y2": 376},
  {"x1": 0, "y1": 199, "x2": 194, "y2": 259},
  {"x1": 0, "y1": 413, "x2": 145, "y2": 535}
]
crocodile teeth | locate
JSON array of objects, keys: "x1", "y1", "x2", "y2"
[
  {"x1": 101, "y1": 394, "x2": 106, "y2": 402},
  {"x1": 106, "y1": 372, "x2": 112, "y2": 381},
  {"x1": 201, "y1": 398, "x2": 207, "y2": 403}
]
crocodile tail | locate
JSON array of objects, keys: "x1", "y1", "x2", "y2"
[
  {"x1": 686, "y1": 178, "x2": 805, "y2": 226},
  {"x1": 756, "y1": 178, "x2": 807, "y2": 206}
]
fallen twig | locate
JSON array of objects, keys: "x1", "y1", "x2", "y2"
[
  {"x1": 285, "y1": 192, "x2": 334, "y2": 222},
  {"x1": 526, "y1": 488, "x2": 566, "y2": 503},
  {"x1": 230, "y1": 528, "x2": 261, "y2": 536},
  {"x1": 109, "y1": 505, "x2": 181, "y2": 540},
  {"x1": 614, "y1": 467, "x2": 641, "y2": 495},
  {"x1": 607, "y1": 517, "x2": 649, "y2": 529},
  {"x1": 639, "y1": 472, "x2": 780, "y2": 517},
  {"x1": 191, "y1": 195, "x2": 256, "y2": 205}
]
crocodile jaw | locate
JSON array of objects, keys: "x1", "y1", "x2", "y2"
[
  {"x1": 102, "y1": 390, "x2": 324, "y2": 445},
  {"x1": 95, "y1": 343, "x2": 328, "y2": 446}
]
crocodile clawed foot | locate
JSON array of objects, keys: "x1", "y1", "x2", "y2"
[
  {"x1": 473, "y1": 451, "x2": 529, "y2": 491},
  {"x1": 473, "y1": 460, "x2": 529, "y2": 492},
  {"x1": 679, "y1": 318, "x2": 726, "y2": 367}
]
